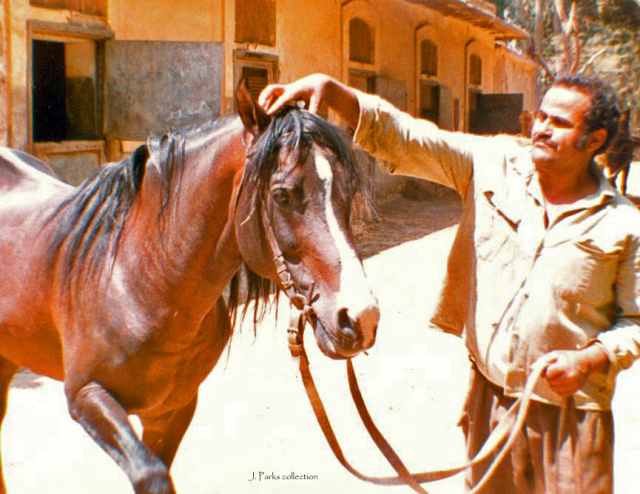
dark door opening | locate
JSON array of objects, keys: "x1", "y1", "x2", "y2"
[
  {"x1": 32, "y1": 40, "x2": 67, "y2": 142},
  {"x1": 469, "y1": 92, "x2": 524, "y2": 135},
  {"x1": 420, "y1": 81, "x2": 440, "y2": 124},
  {"x1": 348, "y1": 70, "x2": 376, "y2": 94},
  {"x1": 32, "y1": 38, "x2": 99, "y2": 143}
]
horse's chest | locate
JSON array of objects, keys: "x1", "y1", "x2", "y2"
[
  {"x1": 111, "y1": 314, "x2": 229, "y2": 414},
  {"x1": 115, "y1": 340, "x2": 218, "y2": 414}
]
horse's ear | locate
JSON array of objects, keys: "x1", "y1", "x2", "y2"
[
  {"x1": 130, "y1": 144, "x2": 149, "y2": 190},
  {"x1": 235, "y1": 78, "x2": 271, "y2": 138}
]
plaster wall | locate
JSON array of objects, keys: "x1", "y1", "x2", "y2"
[
  {"x1": 495, "y1": 45, "x2": 538, "y2": 112},
  {"x1": 109, "y1": 0, "x2": 223, "y2": 41},
  {"x1": 222, "y1": 0, "x2": 342, "y2": 114},
  {"x1": 277, "y1": 0, "x2": 341, "y2": 83},
  {"x1": 0, "y1": 2, "x2": 9, "y2": 146},
  {"x1": 341, "y1": 0, "x2": 514, "y2": 128}
]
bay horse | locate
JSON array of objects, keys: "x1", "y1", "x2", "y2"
[{"x1": 0, "y1": 83, "x2": 379, "y2": 493}]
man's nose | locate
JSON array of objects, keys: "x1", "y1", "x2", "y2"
[{"x1": 533, "y1": 118, "x2": 550, "y2": 137}]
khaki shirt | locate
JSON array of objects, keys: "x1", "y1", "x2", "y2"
[{"x1": 354, "y1": 92, "x2": 640, "y2": 410}]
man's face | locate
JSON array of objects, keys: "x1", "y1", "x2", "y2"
[{"x1": 531, "y1": 86, "x2": 594, "y2": 172}]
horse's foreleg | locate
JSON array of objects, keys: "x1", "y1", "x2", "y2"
[
  {"x1": 0, "y1": 358, "x2": 18, "y2": 494},
  {"x1": 66, "y1": 382, "x2": 175, "y2": 494},
  {"x1": 140, "y1": 395, "x2": 198, "y2": 468}
]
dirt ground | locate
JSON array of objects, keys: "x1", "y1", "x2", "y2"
[{"x1": 5, "y1": 166, "x2": 640, "y2": 494}]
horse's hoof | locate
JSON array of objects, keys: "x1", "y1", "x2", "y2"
[{"x1": 134, "y1": 465, "x2": 175, "y2": 494}]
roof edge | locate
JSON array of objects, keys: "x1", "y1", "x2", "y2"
[{"x1": 404, "y1": 0, "x2": 529, "y2": 40}]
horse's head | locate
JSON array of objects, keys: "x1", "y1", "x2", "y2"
[{"x1": 233, "y1": 82, "x2": 379, "y2": 359}]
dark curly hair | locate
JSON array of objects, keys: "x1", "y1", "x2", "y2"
[{"x1": 551, "y1": 72, "x2": 621, "y2": 156}]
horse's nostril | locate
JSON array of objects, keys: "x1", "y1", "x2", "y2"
[
  {"x1": 338, "y1": 308, "x2": 352, "y2": 330},
  {"x1": 337, "y1": 309, "x2": 362, "y2": 351}
]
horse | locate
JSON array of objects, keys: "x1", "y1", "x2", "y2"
[{"x1": 0, "y1": 82, "x2": 379, "y2": 493}]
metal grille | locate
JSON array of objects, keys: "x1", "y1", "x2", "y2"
[{"x1": 241, "y1": 67, "x2": 270, "y2": 101}]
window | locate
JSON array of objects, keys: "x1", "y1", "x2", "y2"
[
  {"x1": 470, "y1": 54, "x2": 482, "y2": 86},
  {"x1": 453, "y1": 98, "x2": 460, "y2": 131},
  {"x1": 241, "y1": 67, "x2": 270, "y2": 101},
  {"x1": 31, "y1": 39, "x2": 99, "y2": 142},
  {"x1": 235, "y1": 0, "x2": 276, "y2": 46},
  {"x1": 421, "y1": 40, "x2": 438, "y2": 77},
  {"x1": 30, "y1": 0, "x2": 106, "y2": 16},
  {"x1": 234, "y1": 51, "x2": 278, "y2": 105},
  {"x1": 349, "y1": 70, "x2": 376, "y2": 94},
  {"x1": 419, "y1": 81, "x2": 439, "y2": 124},
  {"x1": 349, "y1": 18, "x2": 374, "y2": 64}
]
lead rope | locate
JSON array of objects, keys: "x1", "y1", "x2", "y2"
[
  {"x1": 257, "y1": 194, "x2": 553, "y2": 492},
  {"x1": 557, "y1": 397, "x2": 584, "y2": 494},
  {"x1": 288, "y1": 312, "x2": 552, "y2": 493}
]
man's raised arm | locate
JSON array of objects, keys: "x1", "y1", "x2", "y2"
[{"x1": 259, "y1": 74, "x2": 360, "y2": 128}]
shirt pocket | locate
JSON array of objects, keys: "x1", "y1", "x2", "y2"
[
  {"x1": 475, "y1": 194, "x2": 516, "y2": 262},
  {"x1": 551, "y1": 240, "x2": 619, "y2": 305}
]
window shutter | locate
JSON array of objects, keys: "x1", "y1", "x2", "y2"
[{"x1": 241, "y1": 67, "x2": 269, "y2": 101}]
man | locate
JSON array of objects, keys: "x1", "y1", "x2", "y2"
[{"x1": 259, "y1": 73, "x2": 640, "y2": 493}]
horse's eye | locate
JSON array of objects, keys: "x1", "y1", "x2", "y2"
[{"x1": 272, "y1": 189, "x2": 291, "y2": 206}]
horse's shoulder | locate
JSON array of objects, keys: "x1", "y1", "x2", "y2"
[{"x1": 0, "y1": 147, "x2": 64, "y2": 191}]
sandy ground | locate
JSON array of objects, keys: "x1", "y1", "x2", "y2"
[{"x1": 5, "y1": 165, "x2": 640, "y2": 494}]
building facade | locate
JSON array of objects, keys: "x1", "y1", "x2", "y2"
[{"x1": 0, "y1": 0, "x2": 536, "y2": 189}]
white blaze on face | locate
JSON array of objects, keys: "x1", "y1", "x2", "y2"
[{"x1": 313, "y1": 150, "x2": 378, "y2": 339}]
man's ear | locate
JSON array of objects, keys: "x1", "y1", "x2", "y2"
[
  {"x1": 587, "y1": 128, "x2": 608, "y2": 154},
  {"x1": 235, "y1": 79, "x2": 272, "y2": 139}
]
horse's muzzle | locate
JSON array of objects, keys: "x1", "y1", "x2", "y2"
[{"x1": 334, "y1": 304, "x2": 379, "y2": 358}]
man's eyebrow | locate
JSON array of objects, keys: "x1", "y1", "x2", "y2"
[
  {"x1": 535, "y1": 109, "x2": 574, "y2": 127},
  {"x1": 551, "y1": 114, "x2": 574, "y2": 126}
]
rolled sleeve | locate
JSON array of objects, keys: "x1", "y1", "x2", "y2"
[
  {"x1": 353, "y1": 91, "x2": 475, "y2": 196},
  {"x1": 597, "y1": 233, "x2": 640, "y2": 379},
  {"x1": 598, "y1": 318, "x2": 640, "y2": 371},
  {"x1": 353, "y1": 91, "x2": 379, "y2": 152}
]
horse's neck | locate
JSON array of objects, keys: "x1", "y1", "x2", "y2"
[{"x1": 134, "y1": 123, "x2": 246, "y2": 313}]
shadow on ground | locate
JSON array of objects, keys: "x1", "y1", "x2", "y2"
[
  {"x1": 11, "y1": 369, "x2": 44, "y2": 389},
  {"x1": 355, "y1": 194, "x2": 463, "y2": 259}
]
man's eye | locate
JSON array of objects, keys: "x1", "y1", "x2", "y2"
[{"x1": 272, "y1": 189, "x2": 291, "y2": 205}]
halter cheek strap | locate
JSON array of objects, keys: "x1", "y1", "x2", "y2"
[{"x1": 259, "y1": 200, "x2": 317, "y2": 310}]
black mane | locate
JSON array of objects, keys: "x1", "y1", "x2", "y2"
[{"x1": 47, "y1": 116, "x2": 234, "y2": 289}]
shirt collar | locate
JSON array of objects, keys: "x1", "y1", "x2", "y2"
[{"x1": 520, "y1": 155, "x2": 616, "y2": 211}]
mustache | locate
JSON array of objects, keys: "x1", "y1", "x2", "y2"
[{"x1": 532, "y1": 135, "x2": 556, "y2": 148}]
